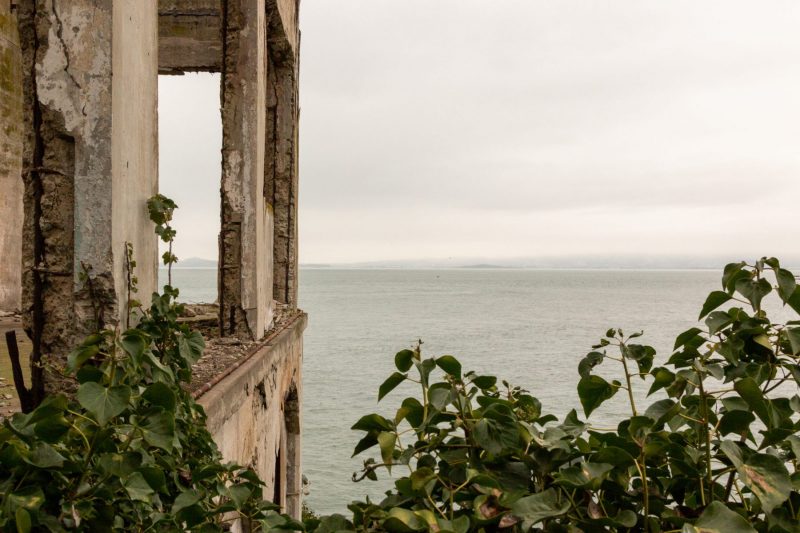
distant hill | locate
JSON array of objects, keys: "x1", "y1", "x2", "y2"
[{"x1": 174, "y1": 257, "x2": 217, "y2": 268}]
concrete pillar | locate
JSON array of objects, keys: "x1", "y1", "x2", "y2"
[
  {"x1": 17, "y1": 0, "x2": 158, "y2": 395},
  {"x1": 266, "y1": 55, "x2": 299, "y2": 308},
  {"x1": 220, "y1": 0, "x2": 272, "y2": 339},
  {"x1": 0, "y1": 1, "x2": 23, "y2": 314}
]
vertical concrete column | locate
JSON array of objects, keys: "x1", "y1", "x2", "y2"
[
  {"x1": 266, "y1": 56, "x2": 299, "y2": 308},
  {"x1": 0, "y1": 2, "x2": 23, "y2": 314},
  {"x1": 220, "y1": 0, "x2": 272, "y2": 339},
  {"x1": 111, "y1": 0, "x2": 159, "y2": 329},
  {"x1": 17, "y1": 0, "x2": 158, "y2": 395}
]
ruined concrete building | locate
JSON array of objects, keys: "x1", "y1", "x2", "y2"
[{"x1": 0, "y1": 0, "x2": 304, "y2": 518}]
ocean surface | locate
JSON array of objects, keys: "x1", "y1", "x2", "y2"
[{"x1": 167, "y1": 267, "x2": 728, "y2": 514}]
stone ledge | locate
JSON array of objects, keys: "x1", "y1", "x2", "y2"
[{"x1": 195, "y1": 311, "x2": 306, "y2": 434}]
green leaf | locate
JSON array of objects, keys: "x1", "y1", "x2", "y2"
[
  {"x1": 66, "y1": 344, "x2": 99, "y2": 373},
  {"x1": 120, "y1": 332, "x2": 146, "y2": 360},
  {"x1": 705, "y1": 311, "x2": 732, "y2": 335},
  {"x1": 378, "y1": 431, "x2": 396, "y2": 470},
  {"x1": 718, "y1": 410, "x2": 755, "y2": 437},
  {"x1": 692, "y1": 501, "x2": 757, "y2": 533},
  {"x1": 378, "y1": 372, "x2": 406, "y2": 402},
  {"x1": 674, "y1": 327, "x2": 704, "y2": 350},
  {"x1": 143, "y1": 382, "x2": 177, "y2": 411},
  {"x1": 24, "y1": 442, "x2": 64, "y2": 469},
  {"x1": 472, "y1": 375, "x2": 497, "y2": 390},
  {"x1": 578, "y1": 351, "x2": 604, "y2": 378},
  {"x1": 474, "y1": 405, "x2": 520, "y2": 456},
  {"x1": 172, "y1": 489, "x2": 202, "y2": 513},
  {"x1": 383, "y1": 507, "x2": 427, "y2": 532},
  {"x1": 734, "y1": 378, "x2": 770, "y2": 426},
  {"x1": 141, "y1": 412, "x2": 175, "y2": 451},
  {"x1": 786, "y1": 328, "x2": 800, "y2": 355},
  {"x1": 577, "y1": 375, "x2": 618, "y2": 417},
  {"x1": 722, "y1": 262, "x2": 747, "y2": 292},
  {"x1": 788, "y1": 287, "x2": 800, "y2": 315},
  {"x1": 777, "y1": 268, "x2": 797, "y2": 302},
  {"x1": 738, "y1": 453, "x2": 792, "y2": 513},
  {"x1": 699, "y1": 291, "x2": 732, "y2": 319},
  {"x1": 123, "y1": 472, "x2": 155, "y2": 502},
  {"x1": 648, "y1": 367, "x2": 675, "y2": 396},
  {"x1": 556, "y1": 462, "x2": 613, "y2": 488},
  {"x1": 735, "y1": 278, "x2": 772, "y2": 310},
  {"x1": 510, "y1": 488, "x2": 570, "y2": 530},
  {"x1": 395, "y1": 350, "x2": 415, "y2": 372},
  {"x1": 435, "y1": 355, "x2": 461, "y2": 378},
  {"x1": 77, "y1": 382, "x2": 131, "y2": 425},
  {"x1": 352, "y1": 414, "x2": 393, "y2": 432},
  {"x1": 15, "y1": 508, "x2": 31, "y2": 533}
]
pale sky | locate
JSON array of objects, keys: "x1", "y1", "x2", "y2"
[{"x1": 159, "y1": 1, "x2": 800, "y2": 265}]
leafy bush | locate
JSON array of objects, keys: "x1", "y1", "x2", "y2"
[
  {"x1": 0, "y1": 196, "x2": 300, "y2": 532},
  {"x1": 314, "y1": 258, "x2": 800, "y2": 532}
]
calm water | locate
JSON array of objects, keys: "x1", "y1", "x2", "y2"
[{"x1": 168, "y1": 268, "x2": 724, "y2": 514}]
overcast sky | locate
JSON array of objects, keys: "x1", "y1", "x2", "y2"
[{"x1": 159, "y1": 1, "x2": 800, "y2": 265}]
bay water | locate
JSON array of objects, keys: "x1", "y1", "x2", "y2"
[{"x1": 168, "y1": 267, "x2": 723, "y2": 514}]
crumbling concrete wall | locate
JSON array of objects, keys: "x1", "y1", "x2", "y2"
[
  {"x1": 0, "y1": 1, "x2": 23, "y2": 313},
  {"x1": 198, "y1": 314, "x2": 306, "y2": 519},
  {"x1": 17, "y1": 0, "x2": 158, "y2": 395},
  {"x1": 219, "y1": 0, "x2": 273, "y2": 339},
  {"x1": 266, "y1": 53, "x2": 299, "y2": 307},
  {"x1": 158, "y1": 0, "x2": 222, "y2": 73}
]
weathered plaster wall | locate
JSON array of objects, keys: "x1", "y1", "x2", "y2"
[
  {"x1": 112, "y1": 0, "x2": 159, "y2": 327},
  {"x1": 17, "y1": 1, "x2": 159, "y2": 394},
  {"x1": 198, "y1": 314, "x2": 306, "y2": 519},
  {"x1": 220, "y1": 0, "x2": 273, "y2": 339},
  {"x1": 0, "y1": 1, "x2": 23, "y2": 313}
]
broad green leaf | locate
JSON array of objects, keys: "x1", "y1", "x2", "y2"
[
  {"x1": 377, "y1": 431, "x2": 396, "y2": 470},
  {"x1": 378, "y1": 372, "x2": 406, "y2": 402},
  {"x1": 578, "y1": 351, "x2": 604, "y2": 378},
  {"x1": 474, "y1": 406, "x2": 520, "y2": 456},
  {"x1": 472, "y1": 375, "x2": 497, "y2": 390},
  {"x1": 77, "y1": 382, "x2": 131, "y2": 425},
  {"x1": 120, "y1": 332, "x2": 146, "y2": 360},
  {"x1": 435, "y1": 355, "x2": 461, "y2": 378},
  {"x1": 395, "y1": 350, "x2": 415, "y2": 372},
  {"x1": 692, "y1": 501, "x2": 757, "y2": 533},
  {"x1": 705, "y1": 311, "x2": 732, "y2": 335},
  {"x1": 226, "y1": 484, "x2": 252, "y2": 509},
  {"x1": 718, "y1": 411, "x2": 755, "y2": 437},
  {"x1": 735, "y1": 278, "x2": 772, "y2": 310},
  {"x1": 24, "y1": 442, "x2": 64, "y2": 469},
  {"x1": 674, "y1": 327, "x2": 704, "y2": 350},
  {"x1": 172, "y1": 489, "x2": 202, "y2": 513},
  {"x1": 141, "y1": 412, "x2": 175, "y2": 451},
  {"x1": 648, "y1": 367, "x2": 675, "y2": 396},
  {"x1": 352, "y1": 414, "x2": 393, "y2": 432},
  {"x1": 786, "y1": 328, "x2": 800, "y2": 355},
  {"x1": 15, "y1": 508, "x2": 31, "y2": 533},
  {"x1": 511, "y1": 488, "x2": 570, "y2": 530},
  {"x1": 699, "y1": 291, "x2": 732, "y2": 319},
  {"x1": 143, "y1": 382, "x2": 177, "y2": 411},
  {"x1": 383, "y1": 507, "x2": 427, "y2": 532},
  {"x1": 66, "y1": 344, "x2": 99, "y2": 373},
  {"x1": 556, "y1": 462, "x2": 613, "y2": 488},
  {"x1": 777, "y1": 268, "x2": 797, "y2": 302},
  {"x1": 738, "y1": 453, "x2": 791, "y2": 513},
  {"x1": 722, "y1": 262, "x2": 748, "y2": 293},
  {"x1": 122, "y1": 472, "x2": 155, "y2": 502},
  {"x1": 734, "y1": 378, "x2": 770, "y2": 426},
  {"x1": 577, "y1": 375, "x2": 618, "y2": 417}
]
